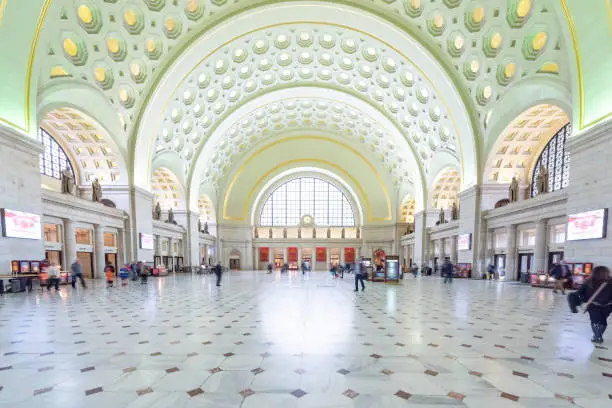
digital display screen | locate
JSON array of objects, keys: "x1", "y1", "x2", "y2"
[
  {"x1": 457, "y1": 234, "x2": 472, "y2": 251},
  {"x1": 385, "y1": 257, "x2": 399, "y2": 281},
  {"x1": 139, "y1": 233, "x2": 154, "y2": 250},
  {"x1": 1, "y1": 209, "x2": 41, "y2": 240},
  {"x1": 567, "y1": 209, "x2": 607, "y2": 241}
]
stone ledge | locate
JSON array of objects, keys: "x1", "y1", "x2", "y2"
[
  {"x1": 42, "y1": 190, "x2": 127, "y2": 221},
  {"x1": 483, "y1": 189, "x2": 567, "y2": 223},
  {"x1": 153, "y1": 219, "x2": 185, "y2": 234}
]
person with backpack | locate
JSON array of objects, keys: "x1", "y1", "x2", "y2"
[{"x1": 568, "y1": 266, "x2": 612, "y2": 344}]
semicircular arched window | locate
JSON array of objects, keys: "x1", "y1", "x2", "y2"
[
  {"x1": 39, "y1": 127, "x2": 75, "y2": 181},
  {"x1": 259, "y1": 177, "x2": 355, "y2": 227},
  {"x1": 531, "y1": 123, "x2": 571, "y2": 198}
]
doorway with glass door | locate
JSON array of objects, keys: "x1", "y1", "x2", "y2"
[{"x1": 518, "y1": 253, "x2": 534, "y2": 282}]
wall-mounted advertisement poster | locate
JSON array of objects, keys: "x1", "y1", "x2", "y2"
[
  {"x1": 139, "y1": 233, "x2": 154, "y2": 250},
  {"x1": 1, "y1": 209, "x2": 41, "y2": 240},
  {"x1": 567, "y1": 209, "x2": 608, "y2": 241},
  {"x1": 457, "y1": 233, "x2": 472, "y2": 251}
]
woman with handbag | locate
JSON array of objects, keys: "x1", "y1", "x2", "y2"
[{"x1": 570, "y1": 266, "x2": 612, "y2": 344}]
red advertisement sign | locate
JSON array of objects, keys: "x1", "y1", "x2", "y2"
[
  {"x1": 288, "y1": 247, "x2": 298, "y2": 262},
  {"x1": 259, "y1": 247, "x2": 269, "y2": 263},
  {"x1": 316, "y1": 247, "x2": 327, "y2": 262},
  {"x1": 344, "y1": 248, "x2": 355, "y2": 263}
]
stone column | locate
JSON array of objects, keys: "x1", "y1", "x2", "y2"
[
  {"x1": 340, "y1": 247, "x2": 344, "y2": 265},
  {"x1": 254, "y1": 246, "x2": 259, "y2": 270},
  {"x1": 533, "y1": 219, "x2": 548, "y2": 275},
  {"x1": 450, "y1": 235, "x2": 458, "y2": 264},
  {"x1": 457, "y1": 186, "x2": 482, "y2": 268},
  {"x1": 155, "y1": 235, "x2": 162, "y2": 257},
  {"x1": 283, "y1": 247, "x2": 288, "y2": 264},
  {"x1": 326, "y1": 247, "x2": 331, "y2": 269},
  {"x1": 297, "y1": 247, "x2": 302, "y2": 267},
  {"x1": 186, "y1": 211, "x2": 200, "y2": 267},
  {"x1": 93, "y1": 224, "x2": 105, "y2": 279},
  {"x1": 130, "y1": 187, "x2": 154, "y2": 261},
  {"x1": 413, "y1": 211, "x2": 427, "y2": 267},
  {"x1": 63, "y1": 219, "x2": 76, "y2": 268},
  {"x1": 0, "y1": 125, "x2": 44, "y2": 267},
  {"x1": 505, "y1": 224, "x2": 517, "y2": 280}
]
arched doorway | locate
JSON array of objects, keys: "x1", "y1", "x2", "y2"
[{"x1": 229, "y1": 249, "x2": 241, "y2": 271}]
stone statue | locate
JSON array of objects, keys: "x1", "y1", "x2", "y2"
[
  {"x1": 61, "y1": 167, "x2": 74, "y2": 195},
  {"x1": 509, "y1": 176, "x2": 519, "y2": 202},
  {"x1": 312, "y1": 228, "x2": 316, "y2": 239},
  {"x1": 341, "y1": 228, "x2": 345, "y2": 239},
  {"x1": 536, "y1": 164, "x2": 549, "y2": 195},
  {"x1": 327, "y1": 228, "x2": 331, "y2": 239},
  {"x1": 298, "y1": 227, "x2": 301, "y2": 238},
  {"x1": 451, "y1": 202, "x2": 459, "y2": 221},
  {"x1": 254, "y1": 227, "x2": 259, "y2": 238},
  {"x1": 198, "y1": 219, "x2": 202, "y2": 233},
  {"x1": 91, "y1": 178, "x2": 102, "y2": 202},
  {"x1": 167, "y1": 207, "x2": 175, "y2": 224},
  {"x1": 203, "y1": 222, "x2": 208, "y2": 234},
  {"x1": 153, "y1": 202, "x2": 162, "y2": 220},
  {"x1": 356, "y1": 227, "x2": 360, "y2": 239},
  {"x1": 268, "y1": 228, "x2": 272, "y2": 239},
  {"x1": 439, "y1": 208, "x2": 445, "y2": 224},
  {"x1": 283, "y1": 228, "x2": 287, "y2": 239}
]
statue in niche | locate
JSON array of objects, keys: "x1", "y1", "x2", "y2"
[
  {"x1": 451, "y1": 202, "x2": 459, "y2": 221},
  {"x1": 167, "y1": 207, "x2": 175, "y2": 224},
  {"x1": 198, "y1": 219, "x2": 202, "y2": 233},
  {"x1": 91, "y1": 178, "x2": 102, "y2": 202},
  {"x1": 356, "y1": 227, "x2": 360, "y2": 239},
  {"x1": 254, "y1": 227, "x2": 259, "y2": 238},
  {"x1": 327, "y1": 228, "x2": 331, "y2": 239},
  {"x1": 438, "y1": 208, "x2": 445, "y2": 225},
  {"x1": 298, "y1": 227, "x2": 301, "y2": 239},
  {"x1": 341, "y1": 228, "x2": 345, "y2": 239},
  {"x1": 61, "y1": 167, "x2": 74, "y2": 195},
  {"x1": 312, "y1": 228, "x2": 317, "y2": 239},
  {"x1": 536, "y1": 164, "x2": 549, "y2": 195},
  {"x1": 268, "y1": 228, "x2": 273, "y2": 239},
  {"x1": 509, "y1": 176, "x2": 519, "y2": 202},
  {"x1": 283, "y1": 228, "x2": 287, "y2": 239},
  {"x1": 153, "y1": 202, "x2": 162, "y2": 220},
  {"x1": 203, "y1": 222, "x2": 209, "y2": 234}
]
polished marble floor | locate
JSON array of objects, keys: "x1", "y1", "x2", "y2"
[{"x1": 0, "y1": 271, "x2": 610, "y2": 408}]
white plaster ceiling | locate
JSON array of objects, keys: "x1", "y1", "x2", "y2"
[
  {"x1": 400, "y1": 198, "x2": 416, "y2": 223},
  {"x1": 151, "y1": 167, "x2": 184, "y2": 210},
  {"x1": 40, "y1": 107, "x2": 123, "y2": 184},
  {"x1": 431, "y1": 168, "x2": 460, "y2": 209},
  {"x1": 190, "y1": 97, "x2": 444, "y2": 191},
  {"x1": 198, "y1": 196, "x2": 215, "y2": 223},
  {"x1": 485, "y1": 104, "x2": 568, "y2": 184},
  {"x1": 153, "y1": 23, "x2": 459, "y2": 180}
]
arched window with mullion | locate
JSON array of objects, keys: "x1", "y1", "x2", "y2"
[
  {"x1": 39, "y1": 127, "x2": 75, "y2": 181},
  {"x1": 259, "y1": 177, "x2": 355, "y2": 227}
]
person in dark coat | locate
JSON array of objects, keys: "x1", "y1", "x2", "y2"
[
  {"x1": 442, "y1": 258, "x2": 454, "y2": 284},
  {"x1": 551, "y1": 261, "x2": 571, "y2": 294},
  {"x1": 571, "y1": 266, "x2": 612, "y2": 344},
  {"x1": 214, "y1": 263, "x2": 222, "y2": 286}
]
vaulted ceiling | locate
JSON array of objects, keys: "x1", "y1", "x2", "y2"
[{"x1": 7, "y1": 0, "x2": 590, "y2": 221}]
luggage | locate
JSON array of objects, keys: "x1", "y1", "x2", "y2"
[{"x1": 568, "y1": 291, "x2": 581, "y2": 313}]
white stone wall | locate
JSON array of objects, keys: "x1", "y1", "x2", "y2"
[
  {"x1": 564, "y1": 120, "x2": 612, "y2": 266},
  {"x1": 0, "y1": 126, "x2": 45, "y2": 268}
]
